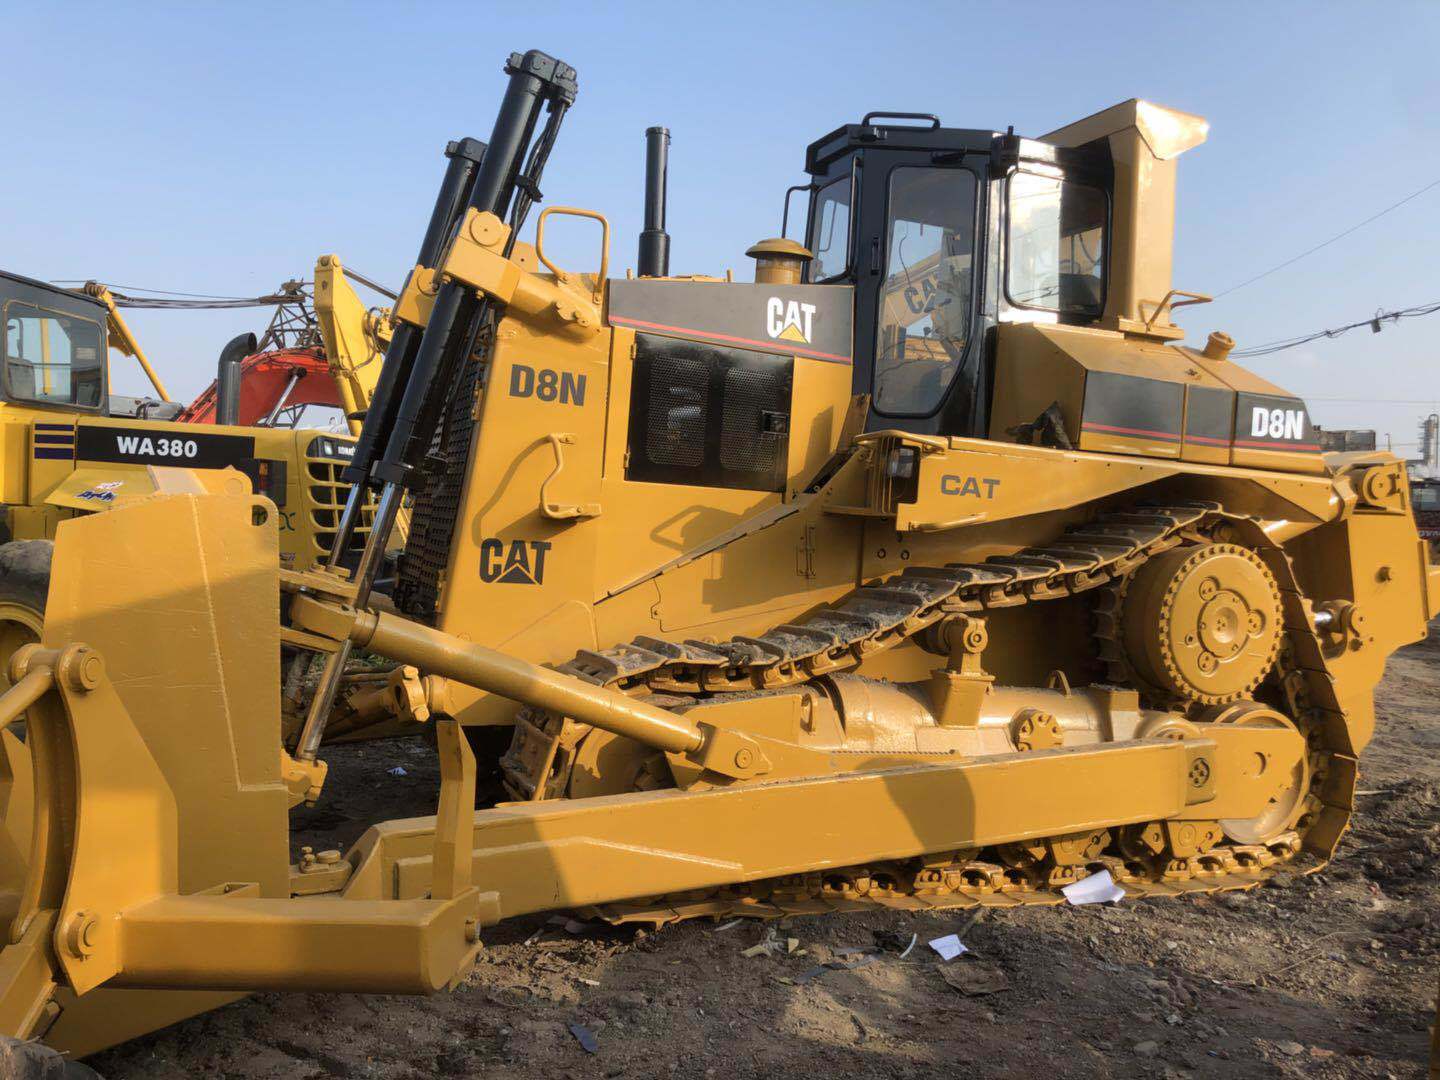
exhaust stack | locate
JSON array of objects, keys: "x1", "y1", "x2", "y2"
[
  {"x1": 215, "y1": 332, "x2": 255, "y2": 426},
  {"x1": 637, "y1": 126, "x2": 671, "y2": 277}
]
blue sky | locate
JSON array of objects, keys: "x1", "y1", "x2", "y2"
[{"x1": 6, "y1": 3, "x2": 1439, "y2": 453}]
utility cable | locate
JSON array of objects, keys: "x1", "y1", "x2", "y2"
[
  {"x1": 1305, "y1": 397, "x2": 1440, "y2": 404},
  {"x1": 1214, "y1": 177, "x2": 1440, "y2": 299},
  {"x1": 100, "y1": 290, "x2": 295, "y2": 311},
  {"x1": 50, "y1": 280, "x2": 265, "y2": 301},
  {"x1": 1230, "y1": 298, "x2": 1440, "y2": 358}
]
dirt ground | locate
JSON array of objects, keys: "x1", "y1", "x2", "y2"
[{"x1": 90, "y1": 629, "x2": 1440, "y2": 1079}]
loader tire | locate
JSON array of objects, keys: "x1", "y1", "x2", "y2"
[{"x1": 0, "y1": 540, "x2": 51, "y2": 693}]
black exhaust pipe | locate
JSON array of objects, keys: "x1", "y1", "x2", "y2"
[
  {"x1": 215, "y1": 332, "x2": 255, "y2": 426},
  {"x1": 637, "y1": 126, "x2": 670, "y2": 277}
]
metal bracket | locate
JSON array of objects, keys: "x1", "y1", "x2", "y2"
[
  {"x1": 288, "y1": 594, "x2": 361, "y2": 644},
  {"x1": 1139, "y1": 289, "x2": 1212, "y2": 331},
  {"x1": 688, "y1": 724, "x2": 772, "y2": 780},
  {"x1": 280, "y1": 750, "x2": 328, "y2": 808},
  {"x1": 441, "y1": 210, "x2": 601, "y2": 337},
  {"x1": 391, "y1": 264, "x2": 440, "y2": 330}
]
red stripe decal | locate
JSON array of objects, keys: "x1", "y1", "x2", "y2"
[
  {"x1": 1233, "y1": 438, "x2": 1320, "y2": 452},
  {"x1": 1184, "y1": 433, "x2": 1233, "y2": 446},
  {"x1": 609, "y1": 315, "x2": 852, "y2": 364},
  {"x1": 1082, "y1": 421, "x2": 1182, "y2": 443}
]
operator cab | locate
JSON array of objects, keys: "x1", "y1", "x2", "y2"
[
  {"x1": 800, "y1": 112, "x2": 1113, "y2": 437},
  {"x1": 0, "y1": 270, "x2": 108, "y2": 414}
]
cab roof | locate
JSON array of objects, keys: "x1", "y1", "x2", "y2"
[
  {"x1": 805, "y1": 117, "x2": 998, "y2": 175},
  {"x1": 0, "y1": 268, "x2": 105, "y2": 311},
  {"x1": 804, "y1": 116, "x2": 1111, "y2": 179}
]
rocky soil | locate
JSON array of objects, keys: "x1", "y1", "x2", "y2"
[{"x1": 91, "y1": 628, "x2": 1440, "y2": 1079}]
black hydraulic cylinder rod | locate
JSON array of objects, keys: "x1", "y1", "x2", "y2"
[
  {"x1": 339, "y1": 138, "x2": 486, "y2": 488},
  {"x1": 370, "y1": 50, "x2": 574, "y2": 489},
  {"x1": 637, "y1": 126, "x2": 670, "y2": 277},
  {"x1": 302, "y1": 51, "x2": 577, "y2": 759},
  {"x1": 215, "y1": 332, "x2": 254, "y2": 426}
]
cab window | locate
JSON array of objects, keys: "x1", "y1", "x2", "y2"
[
  {"x1": 1006, "y1": 171, "x2": 1106, "y2": 316},
  {"x1": 807, "y1": 172, "x2": 852, "y2": 282},
  {"x1": 874, "y1": 166, "x2": 978, "y2": 415},
  {"x1": 3, "y1": 303, "x2": 104, "y2": 408}
]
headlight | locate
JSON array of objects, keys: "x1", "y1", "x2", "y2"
[
  {"x1": 307, "y1": 435, "x2": 358, "y2": 461},
  {"x1": 886, "y1": 446, "x2": 918, "y2": 480}
]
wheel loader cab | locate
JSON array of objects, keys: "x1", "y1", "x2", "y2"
[
  {"x1": 1, "y1": 272, "x2": 108, "y2": 412},
  {"x1": 801, "y1": 115, "x2": 1113, "y2": 439}
]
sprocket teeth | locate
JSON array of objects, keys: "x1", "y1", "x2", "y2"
[{"x1": 1107, "y1": 541, "x2": 1284, "y2": 707}]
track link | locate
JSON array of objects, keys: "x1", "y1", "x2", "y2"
[{"x1": 500, "y1": 502, "x2": 1351, "y2": 925}]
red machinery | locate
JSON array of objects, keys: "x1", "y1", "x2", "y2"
[{"x1": 178, "y1": 347, "x2": 342, "y2": 427}]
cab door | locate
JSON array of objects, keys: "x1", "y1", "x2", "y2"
[{"x1": 850, "y1": 154, "x2": 987, "y2": 437}]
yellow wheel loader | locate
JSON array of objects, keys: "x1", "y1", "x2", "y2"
[
  {"x1": 0, "y1": 49, "x2": 1433, "y2": 1056},
  {"x1": 0, "y1": 266, "x2": 387, "y2": 687}
]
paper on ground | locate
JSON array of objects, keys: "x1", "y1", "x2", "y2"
[
  {"x1": 1062, "y1": 869, "x2": 1125, "y2": 905},
  {"x1": 928, "y1": 933, "x2": 969, "y2": 961}
]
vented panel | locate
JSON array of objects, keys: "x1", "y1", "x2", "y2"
[
  {"x1": 626, "y1": 333, "x2": 791, "y2": 492},
  {"x1": 644, "y1": 355, "x2": 708, "y2": 467},
  {"x1": 719, "y1": 367, "x2": 783, "y2": 474},
  {"x1": 393, "y1": 340, "x2": 486, "y2": 622}
]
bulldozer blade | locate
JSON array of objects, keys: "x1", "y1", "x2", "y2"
[{"x1": 0, "y1": 493, "x2": 484, "y2": 1052}]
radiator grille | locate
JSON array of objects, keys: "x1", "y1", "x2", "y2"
[{"x1": 306, "y1": 458, "x2": 377, "y2": 556}]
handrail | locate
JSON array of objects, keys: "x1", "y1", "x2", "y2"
[
  {"x1": 535, "y1": 206, "x2": 610, "y2": 303},
  {"x1": 539, "y1": 433, "x2": 601, "y2": 520}
]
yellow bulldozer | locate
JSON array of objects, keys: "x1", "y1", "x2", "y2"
[{"x1": 0, "y1": 49, "x2": 1432, "y2": 1057}]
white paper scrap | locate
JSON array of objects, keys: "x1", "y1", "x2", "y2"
[
  {"x1": 928, "y1": 933, "x2": 969, "y2": 961},
  {"x1": 1062, "y1": 869, "x2": 1125, "y2": 906}
]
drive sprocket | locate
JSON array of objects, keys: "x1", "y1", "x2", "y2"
[{"x1": 1116, "y1": 542, "x2": 1283, "y2": 706}]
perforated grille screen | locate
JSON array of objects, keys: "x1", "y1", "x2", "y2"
[
  {"x1": 645, "y1": 355, "x2": 708, "y2": 468},
  {"x1": 719, "y1": 367, "x2": 783, "y2": 475},
  {"x1": 393, "y1": 342, "x2": 486, "y2": 622},
  {"x1": 626, "y1": 333, "x2": 791, "y2": 492}
]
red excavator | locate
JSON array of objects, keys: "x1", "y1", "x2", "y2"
[{"x1": 177, "y1": 348, "x2": 342, "y2": 426}]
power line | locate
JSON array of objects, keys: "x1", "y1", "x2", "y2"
[
  {"x1": 1306, "y1": 397, "x2": 1440, "y2": 404},
  {"x1": 1214, "y1": 177, "x2": 1440, "y2": 300},
  {"x1": 1230, "y1": 298, "x2": 1440, "y2": 358},
  {"x1": 52, "y1": 269, "x2": 398, "y2": 304},
  {"x1": 51, "y1": 280, "x2": 264, "y2": 301},
  {"x1": 102, "y1": 289, "x2": 296, "y2": 311}
]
